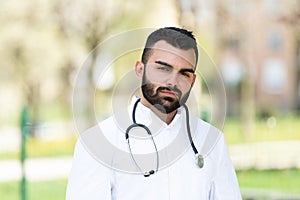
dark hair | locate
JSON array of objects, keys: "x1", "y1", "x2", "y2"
[{"x1": 141, "y1": 27, "x2": 198, "y2": 66}]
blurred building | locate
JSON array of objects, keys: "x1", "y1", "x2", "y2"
[{"x1": 189, "y1": 0, "x2": 300, "y2": 116}]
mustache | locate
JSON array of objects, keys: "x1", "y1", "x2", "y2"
[{"x1": 157, "y1": 86, "x2": 182, "y2": 97}]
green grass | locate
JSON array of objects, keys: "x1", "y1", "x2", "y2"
[
  {"x1": 0, "y1": 137, "x2": 77, "y2": 160},
  {"x1": 26, "y1": 137, "x2": 77, "y2": 158},
  {"x1": 237, "y1": 168, "x2": 300, "y2": 193},
  {"x1": 1, "y1": 169, "x2": 300, "y2": 200},
  {"x1": 0, "y1": 179, "x2": 67, "y2": 200},
  {"x1": 1, "y1": 114, "x2": 300, "y2": 160},
  {"x1": 223, "y1": 114, "x2": 300, "y2": 144}
]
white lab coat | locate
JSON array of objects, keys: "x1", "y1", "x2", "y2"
[{"x1": 66, "y1": 99, "x2": 242, "y2": 200}]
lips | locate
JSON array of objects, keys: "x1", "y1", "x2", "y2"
[
  {"x1": 154, "y1": 86, "x2": 182, "y2": 101},
  {"x1": 160, "y1": 90, "x2": 177, "y2": 97}
]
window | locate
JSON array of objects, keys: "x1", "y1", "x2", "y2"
[
  {"x1": 262, "y1": 58, "x2": 286, "y2": 92},
  {"x1": 267, "y1": 30, "x2": 283, "y2": 51}
]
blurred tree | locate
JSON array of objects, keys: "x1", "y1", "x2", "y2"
[
  {"x1": 12, "y1": 44, "x2": 40, "y2": 136},
  {"x1": 215, "y1": 0, "x2": 255, "y2": 138},
  {"x1": 0, "y1": 0, "x2": 68, "y2": 128},
  {"x1": 175, "y1": 0, "x2": 199, "y2": 30},
  {"x1": 175, "y1": 0, "x2": 255, "y2": 137},
  {"x1": 51, "y1": 1, "x2": 80, "y2": 115},
  {"x1": 50, "y1": 0, "x2": 126, "y2": 129},
  {"x1": 0, "y1": 0, "x2": 176, "y2": 128},
  {"x1": 5, "y1": 9, "x2": 42, "y2": 136},
  {"x1": 279, "y1": 1, "x2": 300, "y2": 111},
  {"x1": 175, "y1": 0, "x2": 218, "y2": 126}
]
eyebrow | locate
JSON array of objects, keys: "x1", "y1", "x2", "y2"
[{"x1": 154, "y1": 60, "x2": 195, "y2": 74}]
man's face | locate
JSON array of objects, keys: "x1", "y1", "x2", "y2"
[{"x1": 141, "y1": 40, "x2": 197, "y2": 114}]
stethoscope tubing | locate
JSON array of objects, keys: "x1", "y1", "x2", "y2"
[
  {"x1": 125, "y1": 122, "x2": 159, "y2": 176},
  {"x1": 125, "y1": 98, "x2": 203, "y2": 177}
]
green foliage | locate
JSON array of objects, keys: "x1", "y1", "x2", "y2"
[{"x1": 237, "y1": 168, "x2": 300, "y2": 193}]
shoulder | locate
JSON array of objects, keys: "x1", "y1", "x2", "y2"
[
  {"x1": 192, "y1": 116, "x2": 223, "y2": 142},
  {"x1": 191, "y1": 116, "x2": 225, "y2": 157},
  {"x1": 192, "y1": 115, "x2": 221, "y2": 133}
]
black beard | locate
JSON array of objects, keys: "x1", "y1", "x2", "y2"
[{"x1": 141, "y1": 74, "x2": 191, "y2": 114}]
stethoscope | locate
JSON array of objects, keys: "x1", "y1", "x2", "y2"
[{"x1": 125, "y1": 98, "x2": 204, "y2": 177}]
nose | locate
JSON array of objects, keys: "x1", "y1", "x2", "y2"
[{"x1": 166, "y1": 72, "x2": 178, "y2": 87}]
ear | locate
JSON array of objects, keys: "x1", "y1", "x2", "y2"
[{"x1": 135, "y1": 61, "x2": 144, "y2": 80}]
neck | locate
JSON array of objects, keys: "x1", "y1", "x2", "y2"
[{"x1": 140, "y1": 98, "x2": 177, "y2": 125}]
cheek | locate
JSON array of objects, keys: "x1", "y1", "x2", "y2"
[
  {"x1": 143, "y1": 74, "x2": 160, "y2": 91},
  {"x1": 178, "y1": 77, "x2": 193, "y2": 91},
  {"x1": 180, "y1": 86, "x2": 192, "y2": 98},
  {"x1": 145, "y1": 70, "x2": 166, "y2": 85}
]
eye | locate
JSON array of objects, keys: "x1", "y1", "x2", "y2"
[
  {"x1": 157, "y1": 66, "x2": 170, "y2": 72},
  {"x1": 181, "y1": 72, "x2": 192, "y2": 78}
]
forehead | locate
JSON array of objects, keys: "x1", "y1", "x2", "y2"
[{"x1": 149, "y1": 40, "x2": 197, "y2": 69}]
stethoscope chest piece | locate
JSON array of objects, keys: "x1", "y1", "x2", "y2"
[{"x1": 196, "y1": 154, "x2": 204, "y2": 168}]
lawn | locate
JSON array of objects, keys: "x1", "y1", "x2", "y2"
[
  {"x1": 0, "y1": 137, "x2": 77, "y2": 160},
  {"x1": 237, "y1": 168, "x2": 300, "y2": 193},
  {"x1": 223, "y1": 114, "x2": 300, "y2": 144},
  {"x1": 1, "y1": 169, "x2": 300, "y2": 200},
  {"x1": 0, "y1": 179, "x2": 67, "y2": 200},
  {"x1": 0, "y1": 114, "x2": 300, "y2": 160},
  {"x1": 1, "y1": 87, "x2": 300, "y2": 159},
  {"x1": 0, "y1": 115, "x2": 299, "y2": 199}
]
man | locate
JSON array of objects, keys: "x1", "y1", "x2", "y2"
[{"x1": 66, "y1": 27, "x2": 242, "y2": 199}]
